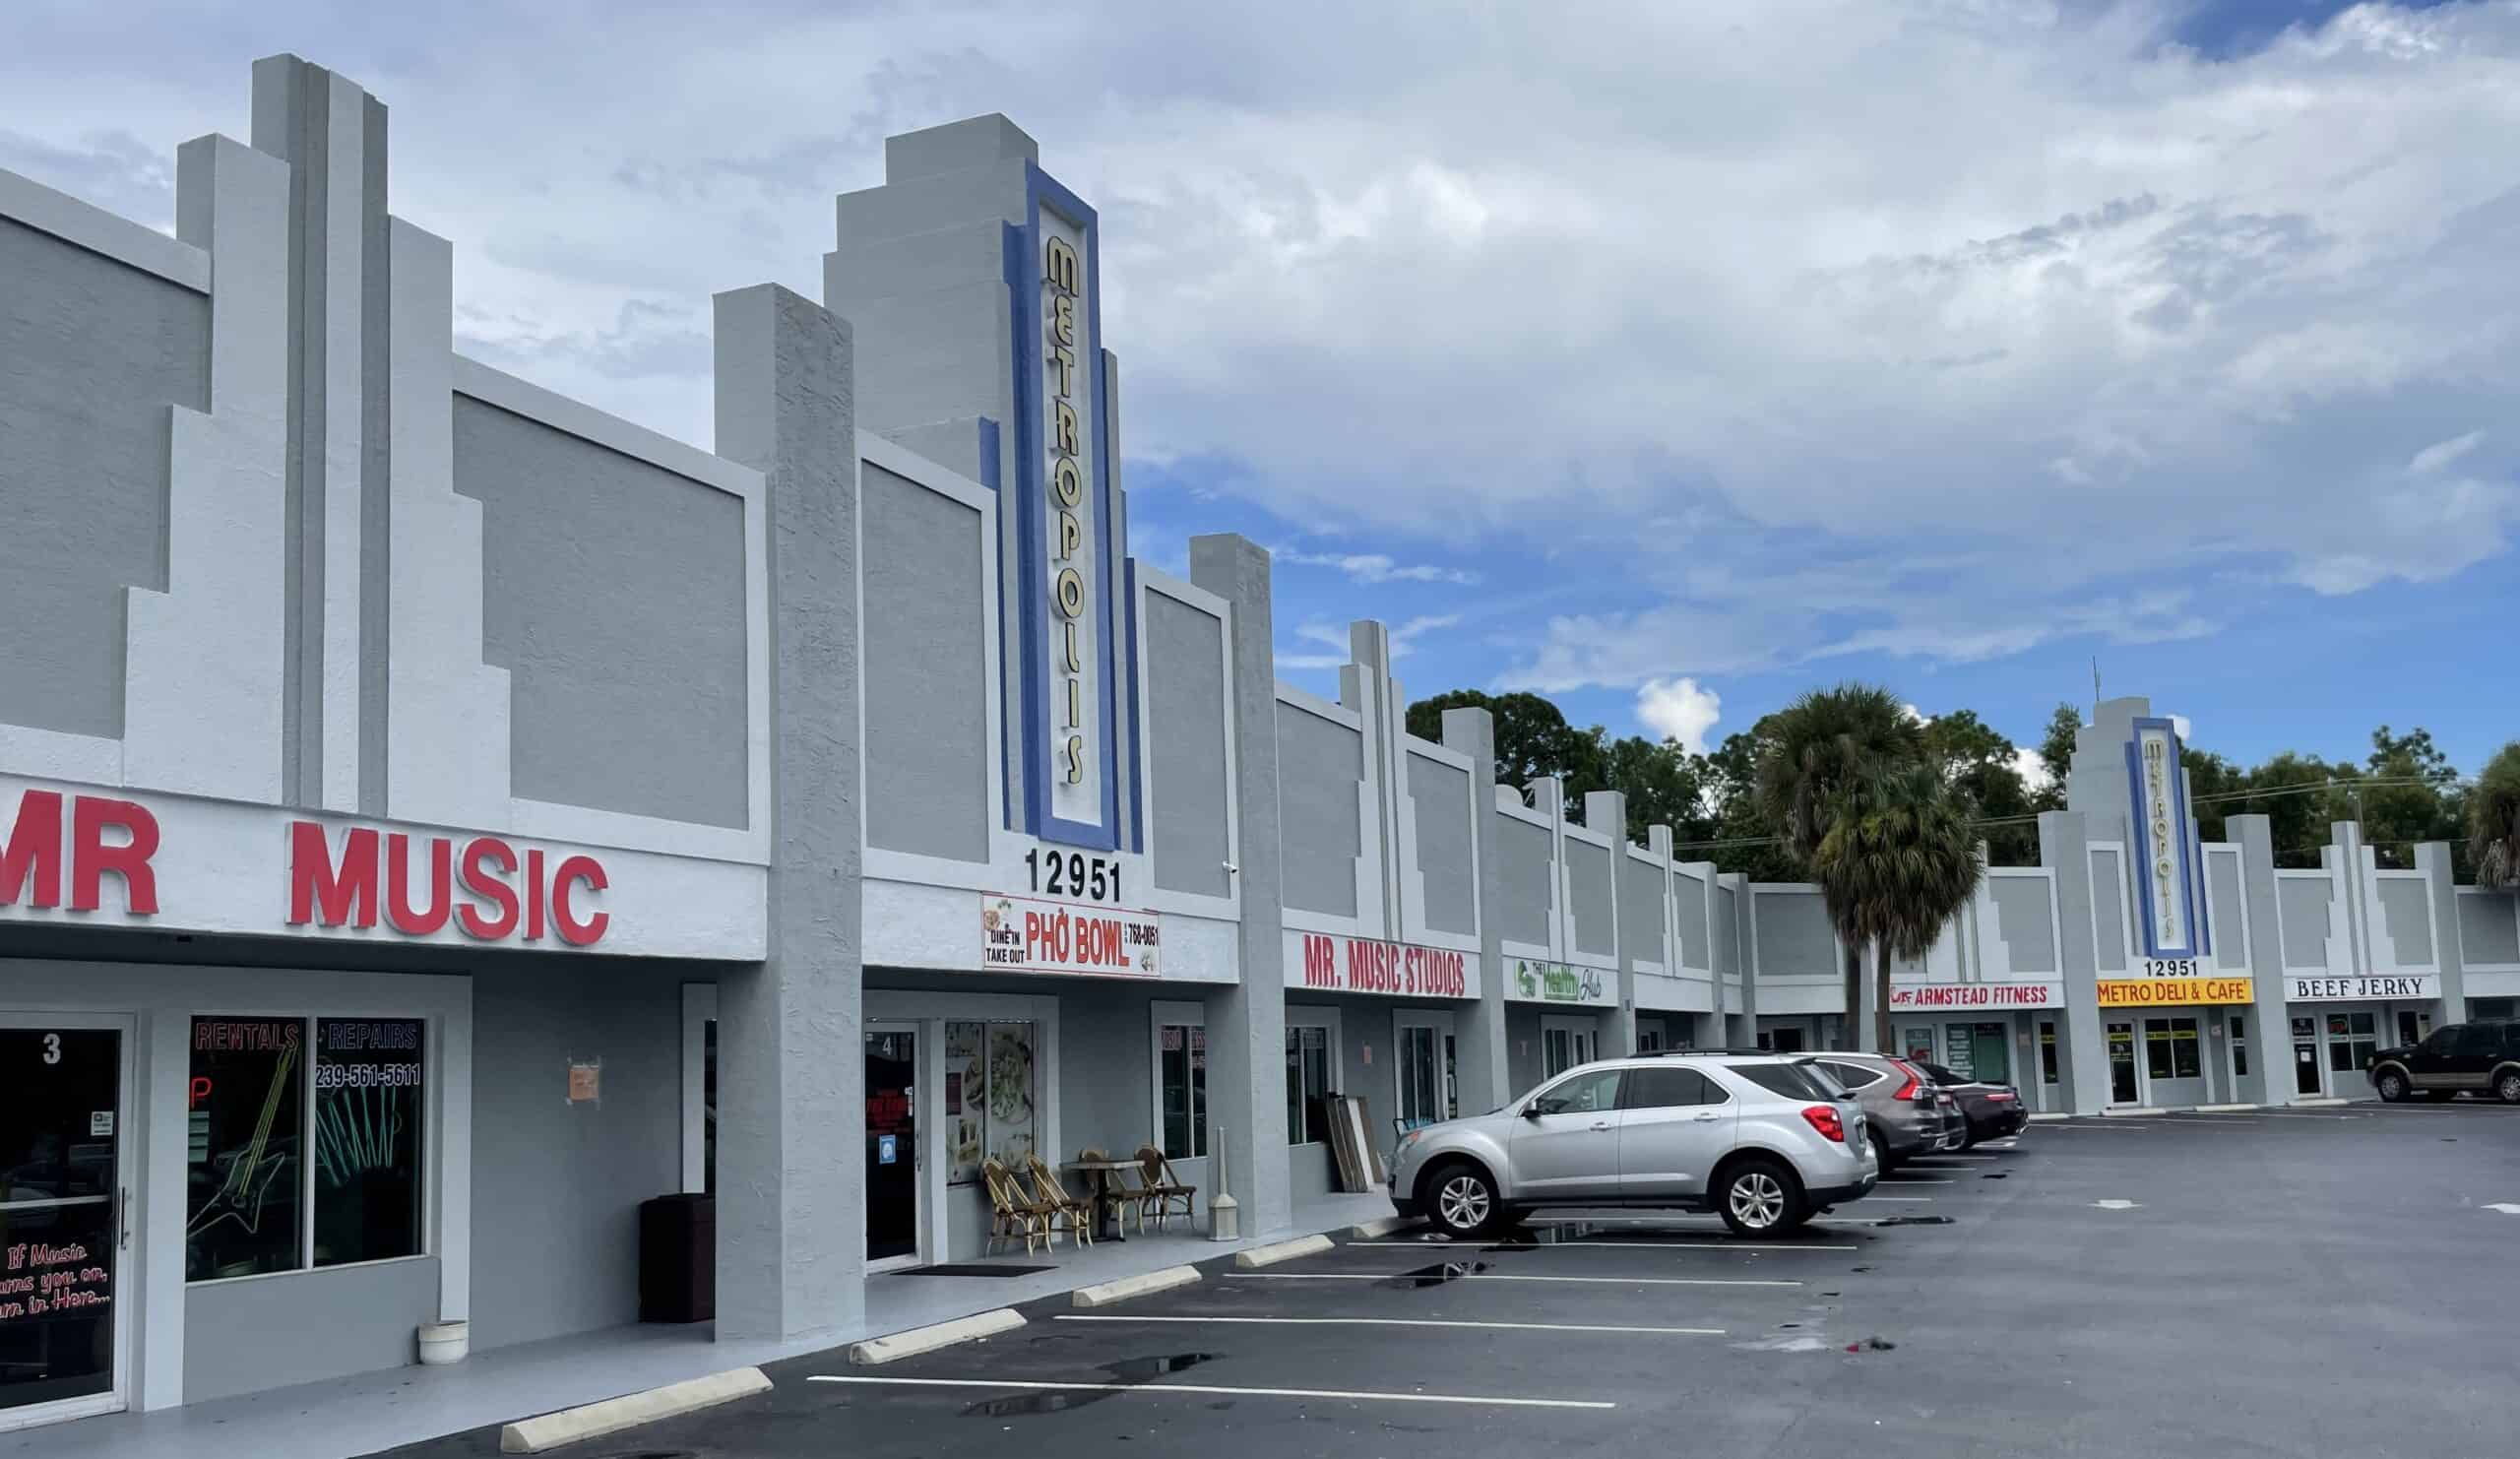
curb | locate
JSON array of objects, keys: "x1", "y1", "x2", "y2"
[
  {"x1": 498, "y1": 1366, "x2": 771, "y2": 1454},
  {"x1": 2294, "y1": 1097, "x2": 2351, "y2": 1108},
  {"x1": 2193, "y1": 1103, "x2": 2259, "y2": 1113},
  {"x1": 1072, "y1": 1265, "x2": 1202, "y2": 1308},
  {"x1": 2027, "y1": 1113, "x2": 2069, "y2": 1122},
  {"x1": 2101, "y1": 1107, "x2": 2166, "y2": 1117},
  {"x1": 1340, "y1": 1214, "x2": 1420, "y2": 1239},
  {"x1": 1234, "y1": 1234, "x2": 1334, "y2": 1269},
  {"x1": 849, "y1": 1307, "x2": 1024, "y2": 1365}
]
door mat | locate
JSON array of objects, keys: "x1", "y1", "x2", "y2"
[{"x1": 897, "y1": 1263, "x2": 1056, "y2": 1277}]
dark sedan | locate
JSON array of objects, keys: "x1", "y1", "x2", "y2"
[{"x1": 1917, "y1": 1061, "x2": 2027, "y2": 1147}]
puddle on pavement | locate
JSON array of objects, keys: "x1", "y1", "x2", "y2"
[
  {"x1": 1847, "y1": 1336, "x2": 1897, "y2": 1353},
  {"x1": 1735, "y1": 1334, "x2": 1832, "y2": 1353},
  {"x1": 1871, "y1": 1216, "x2": 1955, "y2": 1227},
  {"x1": 1981, "y1": 1173, "x2": 2009, "y2": 1180},
  {"x1": 1379, "y1": 1260, "x2": 1490, "y2": 1289},
  {"x1": 959, "y1": 1353, "x2": 1218, "y2": 1419}
]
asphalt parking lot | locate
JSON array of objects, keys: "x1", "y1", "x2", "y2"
[{"x1": 378, "y1": 1101, "x2": 2520, "y2": 1459}]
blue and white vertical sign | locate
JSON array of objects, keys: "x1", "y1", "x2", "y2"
[{"x1": 2124, "y1": 717, "x2": 2209, "y2": 960}]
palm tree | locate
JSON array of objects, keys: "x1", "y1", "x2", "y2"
[
  {"x1": 1754, "y1": 684, "x2": 1927, "y2": 1038},
  {"x1": 2472, "y1": 742, "x2": 2520, "y2": 890},
  {"x1": 1811, "y1": 763, "x2": 1986, "y2": 1052}
]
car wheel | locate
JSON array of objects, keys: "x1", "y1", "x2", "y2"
[
  {"x1": 2374, "y1": 1068, "x2": 2409, "y2": 1103},
  {"x1": 1959, "y1": 1128, "x2": 1980, "y2": 1151},
  {"x1": 2497, "y1": 1070, "x2": 2520, "y2": 1106},
  {"x1": 1425, "y1": 1162, "x2": 1503, "y2": 1239},
  {"x1": 1717, "y1": 1158, "x2": 1807, "y2": 1237},
  {"x1": 1867, "y1": 1128, "x2": 1895, "y2": 1174}
]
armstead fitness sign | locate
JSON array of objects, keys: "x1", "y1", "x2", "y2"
[
  {"x1": 1888, "y1": 982, "x2": 2064, "y2": 1010},
  {"x1": 1286, "y1": 928, "x2": 1479, "y2": 999},
  {"x1": 0, "y1": 774, "x2": 766, "y2": 959}
]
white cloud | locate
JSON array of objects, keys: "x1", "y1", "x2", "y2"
[
  {"x1": 2012, "y1": 745, "x2": 2050, "y2": 792},
  {"x1": 8, "y1": 2, "x2": 2517, "y2": 691},
  {"x1": 2408, "y1": 430, "x2": 2485, "y2": 476},
  {"x1": 1636, "y1": 677, "x2": 1722, "y2": 753},
  {"x1": 1278, "y1": 611, "x2": 1458, "y2": 670},
  {"x1": 1275, "y1": 548, "x2": 1480, "y2": 587},
  {"x1": 2171, "y1": 714, "x2": 2192, "y2": 741}
]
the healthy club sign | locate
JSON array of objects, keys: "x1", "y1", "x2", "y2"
[{"x1": 1040, "y1": 220, "x2": 1099, "y2": 816}]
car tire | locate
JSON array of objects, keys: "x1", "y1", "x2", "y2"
[
  {"x1": 1867, "y1": 1128, "x2": 1896, "y2": 1175},
  {"x1": 1959, "y1": 1128, "x2": 1980, "y2": 1151},
  {"x1": 2374, "y1": 1068, "x2": 2410, "y2": 1103},
  {"x1": 2496, "y1": 1069, "x2": 2520, "y2": 1106},
  {"x1": 1717, "y1": 1157, "x2": 1807, "y2": 1237},
  {"x1": 1423, "y1": 1161, "x2": 1505, "y2": 1239}
]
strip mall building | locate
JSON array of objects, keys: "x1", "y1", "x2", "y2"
[{"x1": 4, "y1": 55, "x2": 2518, "y2": 1436}]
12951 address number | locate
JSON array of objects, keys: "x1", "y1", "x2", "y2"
[{"x1": 1023, "y1": 848, "x2": 1122, "y2": 902}]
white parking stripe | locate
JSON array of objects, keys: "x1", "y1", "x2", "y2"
[
  {"x1": 806, "y1": 1374, "x2": 1619, "y2": 1411},
  {"x1": 1055, "y1": 1314, "x2": 1726, "y2": 1336},
  {"x1": 1231, "y1": 1272, "x2": 1800, "y2": 1288},
  {"x1": 1908, "y1": 1155, "x2": 1998, "y2": 1162},
  {"x1": 1344, "y1": 1239, "x2": 1858, "y2": 1252},
  {"x1": 1864, "y1": 1195, "x2": 1936, "y2": 1202},
  {"x1": 1881, "y1": 1177, "x2": 1953, "y2": 1184}
]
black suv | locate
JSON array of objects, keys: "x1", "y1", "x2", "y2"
[{"x1": 2367, "y1": 1020, "x2": 2520, "y2": 1104}]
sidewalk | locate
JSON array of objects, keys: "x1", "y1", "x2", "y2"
[{"x1": 17, "y1": 1191, "x2": 1396, "y2": 1459}]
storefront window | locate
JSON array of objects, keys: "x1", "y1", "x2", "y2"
[
  {"x1": 186, "y1": 1018, "x2": 306, "y2": 1280},
  {"x1": 2038, "y1": 1021, "x2": 2059, "y2": 1085},
  {"x1": 312, "y1": 1019, "x2": 425, "y2": 1267},
  {"x1": 1161, "y1": 1024, "x2": 1207, "y2": 1159},
  {"x1": 2230, "y1": 1014, "x2": 2248, "y2": 1079},
  {"x1": 2143, "y1": 1017, "x2": 2201, "y2": 1080},
  {"x1": 945, "y1": 1021, "x2": 1040, "y2": 1184},
  {"x1": 186, "y1": 1015, "x2": 427, "y2": 1282},
  {"x1": 2325, "y1": 1011, "x2": 2377, "y2": 1074},
  {"x1": 1285, "y1": 1025, "x2": 1331, "y2": 1146}
]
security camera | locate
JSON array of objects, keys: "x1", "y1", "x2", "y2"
[{"x1": 1222, "y1": 860, "x2": 1240, "y2": 874}]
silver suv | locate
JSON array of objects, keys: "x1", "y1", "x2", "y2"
[{"x1": 1388, "y1": 1052, "x2": 1880, "y2": 1237}]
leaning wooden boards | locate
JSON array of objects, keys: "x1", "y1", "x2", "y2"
[{"x1": 1324, "y1": 1096, "x2": 1387, "y2": 1192}]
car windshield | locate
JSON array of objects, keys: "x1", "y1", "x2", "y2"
[
  {"x1": 1727, "y1": 1062, "x2": 1833, "y2": 1101},
  {"x1": 1919, "y1": 1061, "x2": 1966, "y2": 1085}
]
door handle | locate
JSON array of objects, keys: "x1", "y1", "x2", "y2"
[
  {"x1": 1589, "y1": 1121, "x2": 1611, "y2": 1132},
  {"x1": 115, "y1": 1185, "x2": 131, "y2": 1252},
  {"x1": 1691, "y1": 1111, "x2": 1722, "y2": 1122}
]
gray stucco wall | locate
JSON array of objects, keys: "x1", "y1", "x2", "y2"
[
  {"x1": 1753, "y1": 889, "x2": 1834, "y2": 976},
  {"x1": 2210, "y1": 851, "x2": 2247, "y2": 970},
  {"x1": 183, "y1": 1254, "x2": 438, "y2": 1403},
  {"x1": 1676, "y1": 873, "x2": 1710, "y2": 971},
  {"x1": 2375, "y1": 877, "x2": 2433, "y2": 967},
  {"x1": 860, "y1": 462, "x2": 989, "y2": 862},
  {"x1": 2459, "y1": 891, "x2": 2520, "y2": 966},
  {"x1": 2279, "y1": 877, "x2": 2332, "y2": 969},
  {"x1": 453, "y1": 397, "x2": 748, "y2": 828},
  {"x1": 468, "y1": 960, "x2": 685, "y2": 1352},
  {"x1": 0, "y1": 219, "x2": 208, "y2": 739},
  {"x1": 1493, "y1": 814, "x2": 1553, "y2": 947},
  {"x1": 2089, "y1": 850, "x2": 2128, "y2": 971},
  {"x1": 1566, "y1": 840, "x2": 1613, "y2": 957},
  {"x1": 1990, "y1": 877, "x2": 2059, "y2": 974},
  {"x1": 1506, "y1": 1004, "x2": 1544, "y2": 1096},
  {"x1": 1406, "y1": 752, "x2": 1476, "y2": 935},
  {"x1": 1145, "y1": 594, "x2": 1230, "y2": 897},
  {"x1": 1714, "y1": 885, "x2": 1738, "y2": 978},
  {"x1": 1275, "y1": 703, "x2": 1362, "y2": 917},
  {"x1": 1621, "y1": 857, "x2": 1663, "y2": 961}
]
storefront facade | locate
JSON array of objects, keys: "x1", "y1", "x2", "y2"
[{"x1": 9, "y1": 53, "x2": 2520, "y2": 1438}]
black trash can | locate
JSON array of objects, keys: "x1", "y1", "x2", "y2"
[{"x1": 639, "y1": 1193, "x2": 715, "y2": 1323}]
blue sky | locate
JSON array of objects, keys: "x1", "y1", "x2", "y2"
[{"x1": 5, "y1": 0, "x2": 2512, "y2": 780}]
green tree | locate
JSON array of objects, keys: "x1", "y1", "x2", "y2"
[
  {"x1": 2029, "y1": 704, "x2": 2082, "y2": 813},
  {"x1": 2178, "y1": 748, "x2": 2247, "y2": 845},
  {"x1": 1752, "y1": 684, "x2": 1928, "y2": 1025},
  {"x1": 2358, "y1": 726, "x2": 2466, "y2": 868},
  {"x1": 1595, "y1": 731, "x2": 1718, "y2": 844},
  {"x1": 1811, "y1": 763, "x2": 1985, "y2": 1052},
  {"x1": 2465, "y1": 743, "x2": 2520, "y2": 890},
  {"x1": 1407, "y1": 689, "x2": 1606, "y2": 821},
  {"x1": 1920, "y1": 708, "x2": 2039, "y2": 865}
]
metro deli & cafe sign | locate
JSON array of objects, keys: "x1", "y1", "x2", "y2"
[
  {"x1": 2097, "y1": 976, "x2": 2254, "y2": 1007},
  {"x1": 1507, "y1": 958, "x2": 1612, "y2": 1007}
]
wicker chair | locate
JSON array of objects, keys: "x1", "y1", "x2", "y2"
[
  {"x1": 1079, "y1": 1146, "x2": 1150, "y2": 1237},
  {"x1": 981, "y1": 1158, "x2": 1056, "y2": 1256},
  {"x1": 1023, "y1": 1155, "x2": 1096, "y2": 1247},
  {"x1": 1133, "y1": 1143, "x2": 1197, "y2": 1231}
]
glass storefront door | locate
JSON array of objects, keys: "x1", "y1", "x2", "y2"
[
  {"x1": 2291, "y1": 1016, "x2": 2322, "y2": 1096},
  {"x1": 0, "y1": 1016, "x2": 130, "y2": 1429},
  {"x1": 2323, "y1": 1011, "x2": 2378, "y2": 1083},
  {"x1": 2106, "y1": 1021, "x2": 2138, "y2": 1104},
  {"x1": 863, "y1": 1025, "x2": 920, "y2": 1270},
  {"x1": 1541, "y1": 1018, "x2": 1598, "y2": 1079},
  {"x1": 1395, "y1": 1014, "x2": 1457, "y2": 1127}
]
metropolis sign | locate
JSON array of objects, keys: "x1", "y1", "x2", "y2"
[{"x1": 2125, "y1": 717, "x2": 2210, "y2": 961}]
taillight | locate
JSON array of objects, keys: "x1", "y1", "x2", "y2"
[
  {"x1": 1889, "y1": 1060, "x2": 1922, "y2": 1103},
  {"x1": 1986, "y1": 1090, "x2": 2018, "y2": 1103},
  {"x1": 1799, "y1": 1105, "x2": 1846, "y2": 1143}
]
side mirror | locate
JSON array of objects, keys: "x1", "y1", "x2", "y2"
[{"x1": 1521, "y1": 1104, "x2": 1545, "y2": 1120}]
